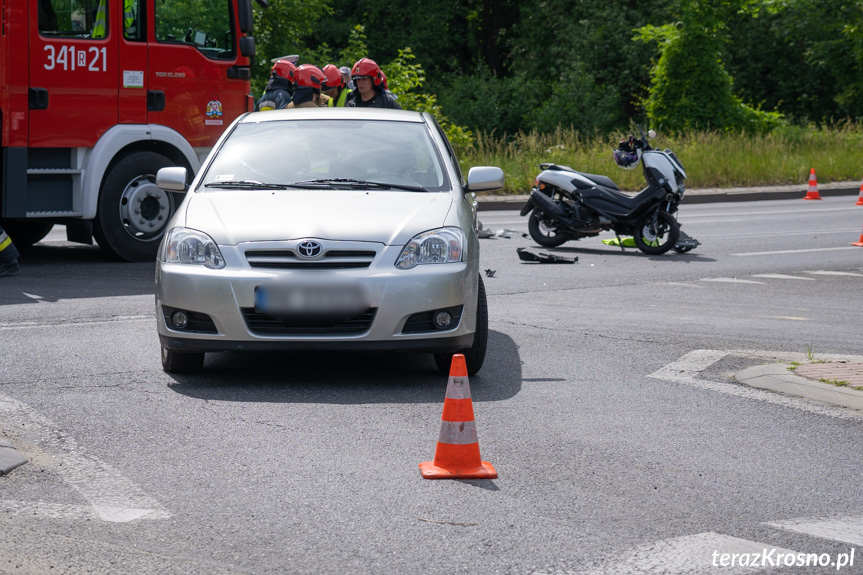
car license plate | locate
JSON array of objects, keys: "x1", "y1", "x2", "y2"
[{"x1": 255, "y1": 276, "x2": 369, "y2": 320}]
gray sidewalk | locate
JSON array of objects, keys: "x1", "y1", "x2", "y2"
[
  {"x1": 737, "y1": 359, "x2": 863, "y2": 413},
  {"x1": 476, "y1": 180, "x2": 863, "y2": 210}
]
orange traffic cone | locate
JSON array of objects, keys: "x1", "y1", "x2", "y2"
[
  {"x1": 803, "y1": 168, "x2": 822, "y2": 200},
  {"x1": 419, "y1": 354, "x2": 497, "y2": 479},
  {"x1": 856, "y1": 178, "x2": 863, "y2": 206},
  {"x1": 853, "y1": 224, "x2": 863, "y2": 247}
]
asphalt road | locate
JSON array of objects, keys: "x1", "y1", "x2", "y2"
[{"x1": 1, "y1": 196, "x2": 862, "y2": 574}]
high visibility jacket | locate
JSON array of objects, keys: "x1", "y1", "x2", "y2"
[
  {"x1": 327, "y1": 89, "x2": 349, "y2": 107},
  {"x1": 124, "y1": 0, "x2": 135, "y2": 36},
  {"x1": 92, "y1": 0, "x2": 107, "y2": 38}
]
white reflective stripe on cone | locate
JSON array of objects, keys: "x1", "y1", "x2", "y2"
[
  {"x1": 444, "y1": 376, "x2": 471, "y2": 399},
  {"x1": 437, "y1": 420, "x2": 478, "y2": 445}
]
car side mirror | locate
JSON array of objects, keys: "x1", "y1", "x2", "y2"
[
  {"x1": 157, "y1": 167, "x2": 189, "y2": 192},
  {"x1": 466, "y1": 166, "x2": 505, "y2": 192}
]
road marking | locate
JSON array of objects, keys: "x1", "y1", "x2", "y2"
[
  {"x1": 687, "y1": 207, "x2": 858, "y2": 218},
  {"x1": 699, "y1": 278, "x2": 765, "y2": 284},
  {"x1": 751, "y1": 274, "x2": 815, "y2": 280},
  {"x1": 654, "y1": 282, "x2": 706, "y2": 288},
  {"x1": 758, "y1": 315, "x2": 809, "y2": 321},
  {"x1": 803, "y1": 270, "x2": 863, "y2": 277},
  {"x1": 0, "y1": 500, "x2": 169, "y2": 522},
  {"x1": 648, "y1": 350, "x2": 863, "y2": 420},
  {"x1": 767, "y1": 516, "x2": 863, "y2": 547},
  {"x1": 22, "y1": 293, "x2": 43, "y2": 300},
  {"x1": 559, "y1": 532, "x2": 798, "y2": 575},
  {"x1": 732, "y1": 247, "x2": 859, "y2": 256},
  {"x1": 0, "y1": 394, "x2": 170, "y2": 523},
  {"x1": 0, "y1": 315, "x2": 152, "y2": 331}
]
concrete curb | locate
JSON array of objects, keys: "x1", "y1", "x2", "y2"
[
  {"x1": 736, "y1": 364, "x2": 863, "y2": 412},
  {"x1": 0, "y1": 435, "x2": 28, "y2": 476},
  {"x1": 476, "y1": 181, "x2": 862, "y2": 211}
]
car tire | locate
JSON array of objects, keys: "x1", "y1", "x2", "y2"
[
  {"x1": 161, "y1": 346, "x2": 204, "y2": 374},
  {"x1": 93, "y1": 151, "x2": 177, "y2": 262},
  {"x1": 433, "y1": 276, "x2": 488, "y2": 376}
]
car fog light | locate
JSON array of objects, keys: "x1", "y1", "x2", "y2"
[
  {"x1": 433, "y1": 310, "x2": 453, "y2": 329},
  {"x1": 172, "y1": 310, "x2": 189, "y2": 329}
]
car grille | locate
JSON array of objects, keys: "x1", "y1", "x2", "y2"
[
  {"x1": 240, "y1": 308, "x2": 377, "y2": 335},
  {"x1": 245, "y1": 249, "x2": 376, "y2": 270}
]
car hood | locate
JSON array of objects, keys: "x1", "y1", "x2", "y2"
[{"x1": 182, "y1": 189, "x2": 454, "y2": 246}]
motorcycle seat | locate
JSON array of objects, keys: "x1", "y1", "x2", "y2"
[
  {"x1": 573, "y1": 172, "x2": 620, "y2": 191},
  {"x1": 578, "y1": 185, "x2": 656, "y2": 214}
]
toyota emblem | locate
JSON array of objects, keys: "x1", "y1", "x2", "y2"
[{"x1": 296, "y1": 240, "x2": 323, "y2": 259}]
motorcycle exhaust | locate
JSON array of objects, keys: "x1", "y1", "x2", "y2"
[{"x1": 529, "y1": 189, "x2": 569, "y2": 221}]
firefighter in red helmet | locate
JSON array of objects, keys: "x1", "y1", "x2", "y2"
[
  {"x1": 256, "y1": 59, "x2": 297, "y2": 111},
  {"x1": 345, "y1": 58, "x2": 400, "y2": 109},
  {"x1": 287, "y1": 64, "x2": 329, "y2": 108}
]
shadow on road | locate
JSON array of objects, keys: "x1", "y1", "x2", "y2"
[
  {"x1": 0, "y1": 244, "x2": 155, "y2": 305},
  {"x1": 527, "y1": 244, "x2": 717, "y2": 262},
  {"x1": 166, "y1": 330, "x2": 522, "y2": 404}
]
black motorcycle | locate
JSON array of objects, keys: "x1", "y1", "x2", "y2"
[{"x1": 520, "y1": 128, "x2": 697, "y2": 255}]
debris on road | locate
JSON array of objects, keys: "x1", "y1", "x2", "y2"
[{"x1": 516, "y1": 248, "x2": 577, "y2": 264}]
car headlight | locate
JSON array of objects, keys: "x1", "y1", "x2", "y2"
[
  {"x1": 163, "y1": 227, "x2": 225, "y2": 269},
  {"x1": 395, "y1": 227, "x2": 465, "y2": 270}
]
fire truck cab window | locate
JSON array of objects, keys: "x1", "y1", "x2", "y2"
[
  {"x1": 155, "y1": 0, "x2": 235, "y2": 59},
  {"x1": 39, "y1": 0, "x2": 108, "y2": 39}
]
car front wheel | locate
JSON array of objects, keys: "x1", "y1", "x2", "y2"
[
  {"x1": 161, "y1": 347, "x2": 204, "y2": 374},
  {"x1": 433, "y1": 276, "x2": 488, "y2": 376}
]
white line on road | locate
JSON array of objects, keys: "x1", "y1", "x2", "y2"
[
  {"x1": 751, "y1": 274, "x2": 815, "y2": 280},
  {"x1": 0, "y1": 394, "x2": 171, "y2": 523},
  {"x1": 560, "y1": 532, "x2": 798, "y2": 575},
  {"x1": 699, "y1": 278, "x2": 766, "y2": 284},
  {"x1": 732, "y1": 247, "x2": 859, "y2": 256},
  {"x1": 803, "y1": 270, "x2": 863, "y2": 277},
  {"x1": 0, "y1": 315, "x2": 152, "y2": 331},
  {"x1": 767, "y1": 516, "x2": 863, "y2": 547}
]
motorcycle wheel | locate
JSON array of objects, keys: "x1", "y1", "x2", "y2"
[
  {"x1": 528, "y1": 210, "x2": 570, "y2": 248},
  {"x1": 633, "y1": 211, "x2": 680, "y2": 255}
]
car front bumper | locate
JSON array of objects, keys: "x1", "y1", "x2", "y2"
[{"x1": 155, "y1": 244, "x2": 479, "y2": 354}]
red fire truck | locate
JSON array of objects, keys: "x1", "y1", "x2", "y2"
[{"x1": 1, "y1": 0, "x2": 257, "y2": 261}]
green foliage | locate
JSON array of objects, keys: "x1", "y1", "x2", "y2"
[
  {"x1": 327, "y1": 28, "x2": 476, "y2": 147},
  {"x1": 455, "y1": 123, "x2": 863, "y2": 195},
  {"x1": 637, "y1": 1, "x2": 785, "y2": 132},
  {"x1": 251, "y1": 0, "x2": 333, "y2": 94}
]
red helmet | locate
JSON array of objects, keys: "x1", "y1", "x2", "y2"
[
  {"x1": 294, "y1": 64, "x2": 325, "y2": 90},
  {"x1": 271, "y1": 59, "x2": 297, "y2": 83},
  {"x1": 321, "y1": 64, "x2": 344, "y2": 90},
  {"x1": 380, "y1": 71, "x2": 389, "y2": 90},
  {"x1": 351, "y1": 57, "x2": 383, "y2": 86}
]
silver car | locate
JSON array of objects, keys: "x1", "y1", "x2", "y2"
[{"x1": 155, "y1": 108, "x2": 504, "y2": 375}]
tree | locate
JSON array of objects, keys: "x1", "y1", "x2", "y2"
[{"x1": 637, "y1": 0, "x2": 781, "y2": 131}]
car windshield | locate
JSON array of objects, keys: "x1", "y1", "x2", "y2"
[{"x1": 200, "y1": 119, "x2": 450, "y2": 192}]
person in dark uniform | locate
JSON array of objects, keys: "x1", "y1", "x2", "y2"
[
  {"x1": 0, "y1": 224, "x2": 20, "y2": 277},
  {"x1": 345, "y1": 58, "x2": 400, "y2": 109},
  {"x1": 256, "y1": 60, "x2": 297, "y2": 111}
]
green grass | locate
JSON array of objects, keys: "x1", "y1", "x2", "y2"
[
  {"x1": 819, "y1": 378, "x2": 850, "y2": 387},
  {"x1": 455, "y1": 123, "x2": 863, "y2": 195}
]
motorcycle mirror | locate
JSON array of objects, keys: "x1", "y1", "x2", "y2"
[{"x1": 647, "y1": 129, "x2": 656, "y2": 138}]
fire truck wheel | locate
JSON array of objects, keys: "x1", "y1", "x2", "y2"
[
  {"x1": 94, "y1": 151, "x2": 176, "y2": 262},
  {"x1": 0, "y1": 219, "x2": 54, "y2": 247}
]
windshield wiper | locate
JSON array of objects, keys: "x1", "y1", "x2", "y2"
[
  {"x1": 204, "y1": 180, "x2": 302, "y2": 190},
  {"x1": 291, "y1": 178, "x2": 428, "y2": 193}
]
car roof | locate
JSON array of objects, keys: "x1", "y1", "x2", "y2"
[{"x1": 239, "y1": 108, "x2": 428, "y2": 124}]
